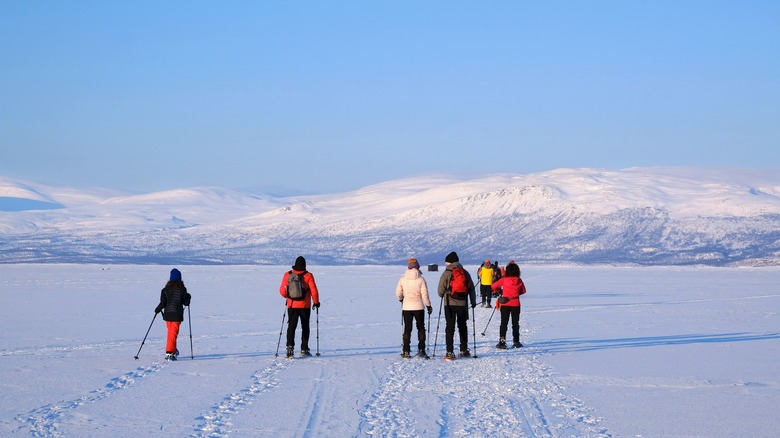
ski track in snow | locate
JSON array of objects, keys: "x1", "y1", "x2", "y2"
[
  {"x1": 191, "y1": 361, "x2": 290, "y2": 437},
  {"x1": 15, "y1": 362, "x2": 166, "y2": 437},
  {"x1": 358, "y1": 320, "x2": 611, "y2": 438}
]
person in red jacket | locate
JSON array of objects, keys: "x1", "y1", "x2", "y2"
[
  {"x1": 490, "y1": 262, "x2": 526, "y2": 349},
  {"x1": 279, "y1": 256, "x2": 321, "y2": 358}
]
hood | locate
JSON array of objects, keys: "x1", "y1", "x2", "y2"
[{"x1": 404, "y1": 268, "x2": 421, "y2": 280}]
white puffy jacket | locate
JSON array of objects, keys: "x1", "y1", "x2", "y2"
[{"x1": 395, "y1": 268, "x2": 431, "y2": 311}]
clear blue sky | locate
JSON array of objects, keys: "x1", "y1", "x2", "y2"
[{"x1": 2, "y1": 2, "x2": 778, "y2": 195}]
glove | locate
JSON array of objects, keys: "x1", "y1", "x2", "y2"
[
  {"x1": 313, "y1": 302, "x2": 320, "y2": 309},
  {"x1": 399, "y1": 299, "x2": 404, "y2": 303},
  {"x1": 471, "y1": 302, "x2": 477, "y2": 309},
  {"x1": 492, "y1": 293, "x2": 499, "y2": 298},
  {"x1": 427, "y1": 306, "x2": 432, "y2": 315}
]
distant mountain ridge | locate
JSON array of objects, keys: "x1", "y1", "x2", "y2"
[{"x1": 2, "y1": 168, "x2": 779, "y2": 266}]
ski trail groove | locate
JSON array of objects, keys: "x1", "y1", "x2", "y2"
[
  {"x1": 15, "y1": 362, "x2": 165, "y2": 437},
  {"x1": 191, "y1": 361, "x2": 290, "y2": 437},
  {"x1": 358, "y1": 319, "x2": 611, "y2": 437},
  {"x1": 359, "y1": 358, "x2": 430, "y2": 437}
]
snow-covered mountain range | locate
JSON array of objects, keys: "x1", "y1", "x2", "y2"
[{"x1": 2, "y1": 167, "x2": 780, "y2": 266}]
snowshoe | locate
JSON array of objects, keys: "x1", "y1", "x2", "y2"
[
  {"x1": 496, "y1": 338, "x2": 507, "y2": 349},
  {"x1": 443, "y1": 352, "x2": 456, "y2": 361}
]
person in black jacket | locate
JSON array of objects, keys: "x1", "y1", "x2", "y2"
[{"x1": 154, "y1": 268, "x2": 191, "y2": 361}]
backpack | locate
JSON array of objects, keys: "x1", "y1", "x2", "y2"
[
  {"x1": 449, "y1": 267, "x2": 469, "y2": 300},
  {"x1": 286, "y1": 271, "x2": 308, "y2": 301}
]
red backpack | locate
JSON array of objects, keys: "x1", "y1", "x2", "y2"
[{"x1": 449, "y1": 267, "x2": 469, "y2": 300}]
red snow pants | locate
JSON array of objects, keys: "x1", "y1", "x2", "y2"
[{"x1": 165, "y1": 321, "x2": 181, "y2": 353}]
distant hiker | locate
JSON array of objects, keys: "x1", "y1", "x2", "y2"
[
  {"x1": 154, "y1": 268, "x2": 191, "y2": 361},
  {"x1": 396, "y1": 258, "x2": 432, "y2": 359},
  {"x1": 490, "y1": 261, "x2": 526, "y2": 349},
  {"x1": 279, "y1": 256, "x2": 321, "y2": 358},
  {"x1": 437, "y1": 251, "x2": 477, "y2": 360},
  {"x1": 492, "y1": 261, "x2": 501, "y2": 281},
  {"x1": 477, "y1": 259, "x2": 496, "y2": 308}
]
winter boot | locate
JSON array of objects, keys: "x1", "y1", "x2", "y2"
[
  {"x1": 496, "y1": 338, "x2": 507, "y2": 349},
  {"x1": 512, "y1": 341, "x2": 523, "y2": 348},
  {"x1": 165, "y1": 353, "x2": 177, "y2": 361},
  {"x1": 443, "y1": 351, "x2": 456, "y2": 361},
  {"x1": 459, "y1": 349, "x2": 471, "y2": 358},
  {"x1": 301, "y1": 349, "x2": 313, "y2": 357},
  {"x1": 286, "y1": 346, "x2": 294, "y2": 359},
  {"x1": 417, "y1": 349, "x2": 430, "y2": 359},
  {"x1": 401, "y1": 350, "x2": 411, "y2": 359}
]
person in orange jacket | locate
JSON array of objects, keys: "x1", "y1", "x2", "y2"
[
  {"x1": 279, "y1": 256, "x2": 320, "y2": 358},
  {"x1": 490, "y1": 262, "x2": 526, "y2": 349}
]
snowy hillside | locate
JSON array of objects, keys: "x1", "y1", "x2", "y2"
[{"x1": 2, "y1": 168, "x2": 780, "y2": 265}]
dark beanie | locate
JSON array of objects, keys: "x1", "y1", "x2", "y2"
[
  {"x1": 445, "y1": 251, "x2": 459, "y2": 263},
  {"x1": 292, "y1": 256, "x2": 306, "y2": 271},
  {"x1": 170, "y1": 268, "x2": 182, "y2": 281}
]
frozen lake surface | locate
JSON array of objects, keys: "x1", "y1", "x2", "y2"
[{"x1": 1, "y1": 264, "x2": 778, "y2": 437}]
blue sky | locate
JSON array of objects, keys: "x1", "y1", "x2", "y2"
[{"x1": 1, "y1": 2, "x2": 778, "y2": 195}]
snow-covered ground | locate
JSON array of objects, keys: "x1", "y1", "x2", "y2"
[{"x1": 1, "y1": 264, "x2": 778, "y2": 437}]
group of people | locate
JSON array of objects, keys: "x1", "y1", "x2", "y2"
[
  {"x1": 395, "y1": 251, "x2": 527, "y2": 360},
  {"x1": 152, "y1": 253, "x2": 525, "y2": 362}
]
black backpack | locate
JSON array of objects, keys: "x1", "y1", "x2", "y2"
[{"x1": 286, "y1": 271, "x2": 308, "y2": 301}]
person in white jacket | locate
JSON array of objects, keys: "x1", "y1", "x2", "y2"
[{"x1": 395, "y1": 258, "x2": 432, "y2": 359}]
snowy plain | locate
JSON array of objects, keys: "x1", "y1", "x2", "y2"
[{"x1": 1, "y1": 263, "x2": 778, "y2": 437}]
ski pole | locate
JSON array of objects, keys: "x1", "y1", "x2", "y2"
[
  {"x1": 134, "y1": 313, "x2": 158, "y2": 360},
  {"x1": 433, "y1": 295, "x2": 443, "y2": 357},
  {"x1": 187, "y1": 305, "x2": 194, "y2": 360},
  {"x1": 472, "y1": 306, "x2": 478, "y2": 359},
  {"x1": 426, "y1": 308, "x2": 431, "y2": 354},
  {"x1": 401, "y1": 308, "x2": 405, "y2": 351},
  {"x1": 315, "y1": 306, "x2": 320, "y2": 357},
  {"x1": 274, "y1": 306, "x2": 287, "y2": 358},
  {"x1": 481, "y1": 305, "x2": 497, "y2": 336}
]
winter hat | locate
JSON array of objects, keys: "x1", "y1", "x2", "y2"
[
  {"x1": 170, "y1": 268, "x2": 182, "y2": 281},
  {"x1": 292, "y1": 256, "x2": 307, "y2": 271},
  {"x1": 407, "y1": 258, "x2": 420, "y2": 269},
  {"x1": 505, "y1": 263, "x2": 520, "y2": 277},
  {"x1": 445, "y1": 251, "x2": 459, "y2": 263}
]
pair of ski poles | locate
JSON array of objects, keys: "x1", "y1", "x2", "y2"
[
  {"x1": 432, "y1": 295, "x2": 478, "y2": 359},
  {"x1": 134, "y1": 305, "x2": 194, "y2": 360},
  {"x1": 275, "y1": 304, "x2": 320, "y2": 357}
]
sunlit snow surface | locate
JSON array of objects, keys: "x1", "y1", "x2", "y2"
[{"x1": 1, "y1": 264, "x2": 778, "y2": 437}]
